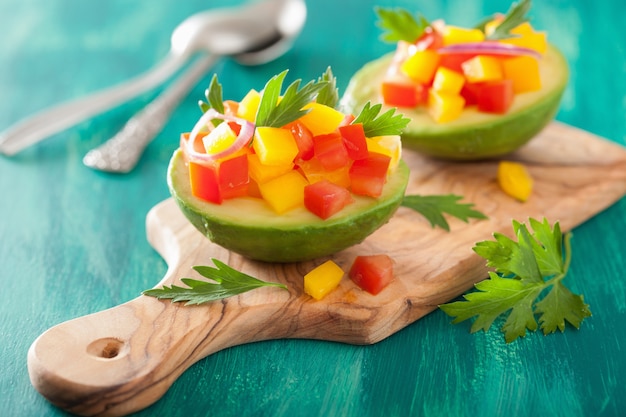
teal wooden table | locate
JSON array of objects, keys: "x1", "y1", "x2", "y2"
[{"x1": 1, "y1": 0, "x2": 625, "y2": 416}]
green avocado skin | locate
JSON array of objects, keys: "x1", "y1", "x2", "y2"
[
  {"x1": 168, "y1": 149, "x2": 410, "y2": 263},
  {"x1": 341, "y1": 45, "x2": 569, "y2": 160}
]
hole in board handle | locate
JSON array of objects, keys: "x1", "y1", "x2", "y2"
[{"x1": 86, "y1": 337, "x2": 127, "y2": 360}]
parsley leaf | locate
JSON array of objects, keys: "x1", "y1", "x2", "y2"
[
  {"x1": 351, "y1": 102, "x2": 410, "y2": 137},
  {"x1": 198, "y1": 74, "x2": 225, "y2": 115},
  {"x1": 401, "y1": 194, "x2": 487, "y2": 231},
  {"x1": 482, "y1": 0, "x2": 532, "y2": 41},
  {"x1": 375, "y1": 6, "x2": 430, "y2": 43},
  {"x1": 440, "y1": 218, "x2": 592, "y2": 343},
  {"x1": 315, "y1": 66, "x2": 339, "y2": 109},
  {"x1": 255, "y1": 70, "x2": 328, "y2": 128},
  {"x1": 143, "y1": 258, "x2": 288, "y2": 305}
]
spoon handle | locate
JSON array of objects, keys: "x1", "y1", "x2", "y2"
[
  {"x1": 83, "y1": 54, "x2": 218, "y2": 173},
  {"x1": 0, "y1": 52, "x2": 187, "y2": 156}
]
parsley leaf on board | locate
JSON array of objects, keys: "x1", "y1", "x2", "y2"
[
  {"x1": 255, "y1": 70, "x2": 328, "y2": 128},
  {"x1": 374, "y1": 6, "x2": 430, "y2": 43},
  {"x1": 440, "y1": 218, "x2": 592, "y2": 343},
  {"x1": 351, "y1": 102, "x2": 410, "y2": 137},
  {"x1": 143, "y1": 258, "x2": 288, "y2": 305},
  {"x1": 401, "y1": 194, "x2": 488, "y2": 231},
  {"x1": 478, "y1": 0, "x2": 532, "y2": 41}
]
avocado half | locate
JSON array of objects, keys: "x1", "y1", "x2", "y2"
[
  {"x1": 168, "y1": 149, "x2": 410, "y2": 263},
  {"x1": 341, "y1": 44, "x2": 569, "y2": 160}
]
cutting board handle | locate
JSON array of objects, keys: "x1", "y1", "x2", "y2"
[{"x1": 26, "y1": 201, "x2": 294, "y2": 417}]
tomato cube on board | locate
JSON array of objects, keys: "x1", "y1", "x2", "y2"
[
  {"x1": 304, "y1": 260, "x2": 344, "y2": 300},
  {"x1": 349, "y1": 152, "x2": 391, "y2": 197},
  {"x1": 349, "y1": 255, "x2": 395, "y2": 295},
  {"x1": 339, "y1": 123, "x2": 369, "y2": 160},
  {"x1": 312, "y1": 131, "x2": 351, "y2": 171},
  {"x1": 304, "y1": 180, "x2": 354, "y2": 220}
]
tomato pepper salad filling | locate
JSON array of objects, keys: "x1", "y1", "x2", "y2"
[
  {"x1": 179, "y1": 68, "x2": 409, "y2": 220},
  {"x1": 377, "y1": 0, "x2": 548, "y2": 123}
]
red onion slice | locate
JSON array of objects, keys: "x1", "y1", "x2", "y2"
[
  {"x1": 438, "y1": 42, "x2": 541, "y2": 59},
  {"x1": 183, "y1": 108, "x2": 255, "y2": 163}
]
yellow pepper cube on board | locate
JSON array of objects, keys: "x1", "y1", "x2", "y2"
[
  {"x1": 432, "y1": 67, "x2": 465, "y2": 95},
  {"x1": 442, "y1": 25, "x2": 485, "y2": 45},
  {"x1": 247, "y1": 153, "x2": 293, "y2": 184},
  {"x1": 498, "y1": 160, "x2": 533, "y2": 202},
  {"x1": 366, "y1": 135, "x2": 402, "y2": 173},
  {"x1": 428, "y1": 90, "x2": 465, "y2": 123},
  {"x1": 502, "y1": 56, "x2": 542, "y2": 93},
  {"x1": 462, "y1": 55, "x2": 503, "y2": 83},
  {"x1": 400, "y1": 49, "x2": 441, "y2": 84},
  {"x1": 304, "y1": 260, "x2": 344, "y2": 301},
  {"x1": 237, "y1": 89, "x2": 261, "y2": 122},
  {"x1": 297, "y1": 102, "x2": 345, "y2": 136},
  {"x1": 253, "y1": 126, "x2": 299, "y2": 166},
  {"x1": 258, "y1": 170, "x2": 308, "y2": 214}
]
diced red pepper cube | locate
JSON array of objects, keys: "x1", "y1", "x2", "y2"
[
  {"x1": 304, "y1": 180, "x2": 354, "y2": 219},
  {"x1": 349, "y1": 152, "x2": 391, "y2": 197},
  {"x1": 285, "y1": 121, "x2": 315, "y2": 161},
  {"x1": 349, "y1": 254, "x2": 395, "y2": 295},
  {"x1": 312, "y1": 131, "x2": 351, "y2": 171},
  {"x1": 477, "y1": 79, "x2": 514, "y2": 114},
  {"x1": 380, "y1": 80, "x2": 427, "y2": 108},
  {"x1": 339, "y1": 123, "x2": 369, "y2": 160},
  {"x1": 188, "y1": 152, "x2": 249, "y2": 204}
]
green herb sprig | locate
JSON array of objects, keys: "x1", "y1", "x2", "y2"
[
  {"x1": 198, "y1": 74, "x2": 225, "y2": 125},
  {"x1": 401, "y1": 195, "x2": 488, "y2": 232},
  {"x1": 143, "y1": 258, "x2": 287, "y2": 305},
  {"x1": 351, "y1": 102, "x2": 410, "y2": 137},
  {"x1": 374, "y1": 6, "x2": 430, "y2": 43},
  {"x1": 440, "y1": 218, "x2": 591, "y2": 343},
  {"x1": 255, "y1": 70, "x2": 329, "y2": 128},
  {"x1": 477, "y1": 0, "x2": 532, "y2": 40}
]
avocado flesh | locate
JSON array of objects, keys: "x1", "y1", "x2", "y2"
[
  {"x1": 341, "y1": 44, "x2": 569, "y2": 160},
  {"x1": 168, "y1": 149, "x2": 410, "y2": 263}
]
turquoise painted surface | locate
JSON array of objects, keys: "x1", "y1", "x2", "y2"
[{"x1": 1, "y1": 0, "x2": 625, "y2": 416}]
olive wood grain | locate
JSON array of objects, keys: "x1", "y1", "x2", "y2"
[{"x1": 27, "y1": 122, "x2": 626, "y2": 416}]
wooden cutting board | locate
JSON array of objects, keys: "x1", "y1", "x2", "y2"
[{"x1": 27, "y1": 122, "x2": 626, "y2": 417}]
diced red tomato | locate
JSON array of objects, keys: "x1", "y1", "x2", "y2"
[
  {"x1": 380, "y1": 80, "x2": 428, "y2": 108},
  {"x1": 188, "y1": 152, "x2": 249, "y2": 204},
  {"x1": 414, "y1": 26, "x2": 444, "y2": 50},
  {"x1": 304, "y1": 180, "x2": 354, "y2": 219},
  {"x1": 349, "y1": 254, "x2": 395, "y2": 295},
  {"x1": 460, "y1": 82, "x2": 481, "y2": 106},
  {"x1": 338, "y1": 123, "x2": 369, "y2": 160},
  {"x1": 477, "y1": 79, "x2": 514, "y2": 114},
  {"x1": 312, "y1": 131, "x2": 351, "y2": 171},
  {"x1": 339, "y1": 113, "x2": 356, "y2": 126},
  {"x1": 286, "y1": 121, "x2": 315, "y2": 161},
  {"x1": 349, "y1": 152, "x2": 391, "y2": 197}
]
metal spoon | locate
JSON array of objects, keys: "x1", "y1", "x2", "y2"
[{"x1": 0, "y1": 0, "x2": 306, "y2": 160}]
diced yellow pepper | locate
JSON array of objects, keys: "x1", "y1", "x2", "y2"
[
  {"x1": 202, "y1": 122, "x2": 238, "y2": 154},
  {"x1": 237, "y1": 89, "x2": 261, "y2": 122},
  {"x1": 298, "y1": 158, "x2": 351, "y2": 188},
  {"x1": 303, "y1": 260, "x2": 344, "y2": 301},
  {"x1": 258, "y1": 170, "x2": 308, "y2": 213},
  {"x1": 366, "y1": 135, "x2": 402, "y2": 173},
  {"x1": 502, "y1": 56, "x2": 542, "y2": 93},
  {"x1": 247, "y1": 153, "x2": 293, "y2": 184},
  {"x1": 461, "y1": 55, "x2": 503, "y2": 83},
  {"x1": 428, "y1": 90, "x2": 465, "y2": 123},
  {"x1": 253, "y1": 126, "x2": 299, "y2": 166},
  {"x1": 432, "y1": 67, "x2": 465, "y2": 95},
  {"x1": 501, "y1": 23, "x2": 548, "y2": 55},
  {"x1": 400, "y1": 49, "x2": 441, "y2": 84},
  {"x1": 497, "y1": 161, "x2": 533, "y2": 202},
  {"x1": 297, "y1": 102, "x2": 345, "y2": 136},
  {"x1": 442, "y1": 25, "x2": 485, "y2": 45}
]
